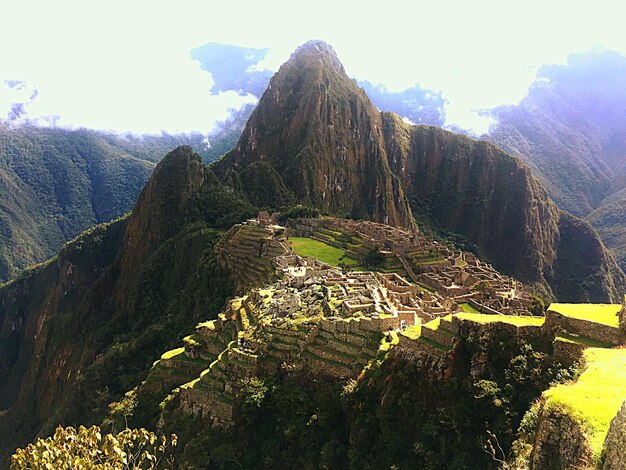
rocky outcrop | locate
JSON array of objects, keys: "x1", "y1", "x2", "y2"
[
  {"x1": 531, "y1": 400, "x2": 594, "y2": 469},
  {"x1": 117, "y1": 146, "x2": 205, "y2": 286},
  {"x1": 549, "y1": 212, "x2": 626, "y2": 303},
  {"x1": 602, "y1": 401, "x2": 626, "y2": 469},
  {"x1": 213, "y1": 41, "x2": 624, "y2": 302}
]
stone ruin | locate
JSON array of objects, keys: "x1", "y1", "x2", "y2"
[{"x1": 285, "y1": 216, "x2": 534, "y2": 316}]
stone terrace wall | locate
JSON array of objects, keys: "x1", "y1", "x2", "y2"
[
  {"x1": 602, "y1": 400, "x2": 626, "y2": 469},
  {"x1": 544, "y1": 309, "x2": 621, "y2": 345}
]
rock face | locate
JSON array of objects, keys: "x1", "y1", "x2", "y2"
[
  {"x1": 214, "y1": 40, "x2": 415, "y2": 229},
  {"x1": 531, "y1": 401, "x2": 594, "y2": 469},
  {"x1": 382, "y1": 114, "x2": 625, "y2": 301},
  {"x1": 117, "y1": 146, "x2": 205, "y2": 285},
  {"x1": 602, "y1": 401, "x2": 626, "y2": 469},
  {"x1": 0, "y1": 147, "x2": 252, "y2": 463},
  {"x1": 383, "y1": 115, "x2": 560, "y2": 287}
]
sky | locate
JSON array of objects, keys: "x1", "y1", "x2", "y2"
[{"x1": 1, "y1": 0, "x2": 626, "y2": 134}]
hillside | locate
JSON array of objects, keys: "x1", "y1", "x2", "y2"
[
  {"x1": 488, "y1": 50, "x2": 626, "y2": 217},
  {"x1": 0, "y1": 146, "x2": 256, "y2": 463},
  {"x1": 587, "y1": 188, "x2": 626, "y2": 272},
  {"x1": 0, "y1": 124, "x2": 154, "y2": 281},
  {"x1": 487, "y1": 50, "x2": 626, "y2": 270},
  {"x1": 0, "y1": 123, "x2": 244, "y2": 282}
]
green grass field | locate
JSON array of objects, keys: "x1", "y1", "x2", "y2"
[
  {"x1": 555, "y1": 333, "x2": 612, "y2": 348},
  {"x1": 401, "y1": 324, "x2": 422, "y2": 340},
  {"x1": 289, "y1": 237, "x2": 359, "y2": 267},
  {"x1": 549, "y1": 303, "x2": 621, "y2": 327},
  {"x1": 542, "y1": 348, "x2": 626, "y2": 458},
  {"x1": 454, "y1": 312, "x2": 545, "y2": 327},
  {"x1": 459, "y1": 302, "x2": 481, "y2": 314}
]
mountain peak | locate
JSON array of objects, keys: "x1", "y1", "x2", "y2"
[
  {"x1": 286, "y1": 40, "x2": 345, "y2": 74},
  {"x1": 214, "y1": 41, "x2": 415, "y2": 229}
]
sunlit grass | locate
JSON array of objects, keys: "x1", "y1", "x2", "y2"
[
  {"x1": 161, "y1": 347, "x2": 185, "y2": 360},
  {"x1": 401, "y1": 324, "x2": 422, "y2": 340},
  {"x1": 289, "y1": 237, "x2": 359, "y2": 267},
  {"x1": 459, "y1": 302, "x2": 481, "y2": 314},
  {"x1": 454, "y1": 312, "x2": 544, "y2": 326},
  {"x1": 549, "y1": 303, "x2": 621, "y2": 327},
  {"x1": 542, "y1": 348, "x2": 626, "y2": 458}
]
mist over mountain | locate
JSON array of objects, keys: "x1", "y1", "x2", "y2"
[{"x1": 487, "y1": 49, "x2": 626, "y2": 269}]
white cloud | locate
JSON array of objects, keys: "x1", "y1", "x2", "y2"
[{"x1": 1, "y1": 0, "x2": 626, "y2": 133}]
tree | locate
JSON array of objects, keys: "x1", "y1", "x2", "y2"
[
  {"x1": 363, "y1": 248, "x2": 385, "y2": 269},
  {"x1": 11, "y1": 426, "x2": 177, "y2": 469}
]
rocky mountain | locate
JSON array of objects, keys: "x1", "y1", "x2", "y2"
[
  {"x1": 214, "y1": 41, "x2": 415, "y2": 229},
  {"x1": 0, "y1": 125, "x2": 154, "y2": 281},
  {"x1": 0, "y1": 123, "x2": 246, "y2": 282},
  {"x1": 2, "y1": 41, "x2": 626, "y2": 467},
  {"x1": 0, "y1": 146, "x2": 256, "y2": 462},
  {"x1": 215, "y1": 40, "x2": 624, "y2": 301},
  {"x1": 488, "y1": 50, "x2": 626, "y2": 216}
]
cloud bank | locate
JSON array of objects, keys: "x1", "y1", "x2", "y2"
[{"x1": 2, "y1": 0, "x2": 626, "y2": 135}]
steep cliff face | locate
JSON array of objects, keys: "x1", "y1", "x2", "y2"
[
  {"x1": 117, "y1": 146, "x2": 205, "y2": 286},
  {"x1": 214, "y1": 40, "x2": 415, "y2": 228},
  {"x1": 549, "y1": 212, "x2": 626, "y2": 302},
  {"x1": 0, "y1": 218, "x2": 128, "y2": 458},
  {"x1": 382, "y1": 113, "x2": 625, "y2": 301},
  {"x1": 383, "y1": 114, "x2": 560, "y2": 286}
]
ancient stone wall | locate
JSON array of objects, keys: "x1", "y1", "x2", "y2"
[
  {"x1": 544, "y1": 309, "x2": 620, "y2": 345},
  {"x1": 552, "y1": 338, "x2": 586, "y2": 366},
  {"x1": 602, "y1": 400, "x2": 626, "y2": 469}
]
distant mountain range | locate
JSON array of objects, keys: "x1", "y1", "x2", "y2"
[
  {"x1": 0, "y1": 125, "x2": 236, "y2": 281},
  {"x1": 486, "y1": 50, "x2": 626, "y2": 271}
]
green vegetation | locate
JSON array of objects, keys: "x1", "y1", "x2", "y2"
[
  {"x1": 277, "y1": 205, "x2": 320, "y2": 223},
  {"x1": 362, "y1": 248, "x2": 385, "y2": 268},
  {"x1": 555, "y1": 333, "x2": 612, "y2": 348},
  {"x1": 549, "y1": 303, "x2": 621, "y2": 327},
  {"x1": 542, "y1": 348, "x2": 626, "y2": 457},
  {"x1": 459, "y1": 302, "x2": 481, "y2": 314},
  {"x1": 289, "y1": 237, "x2": 358, "y2": 267},
  {"x1": 11, "y1": 425, "x2": 177, "y2": 469},
  {"x1": 454, "y1": 312, "x2": 545, "y2": 327},
  {"x1": 0, "y1": 125, "x2": 242, "y2": 283},
  {"x1": 0, "y1": 125, "x2": 157, "y2": 282},
  {"x1": 400, "y1": 324, "x2": 421, "y2": 340}
]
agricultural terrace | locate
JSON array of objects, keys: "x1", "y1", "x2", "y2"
[
  {"x1": 454, "y1": 312, "x2": 545, "y2": 327},
  {"x1": 542, "y1": 348, "x2": 626, "y2": 459},
  {"x1": 548, "y1": 303, "x2": 621, "y2": 327}
]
